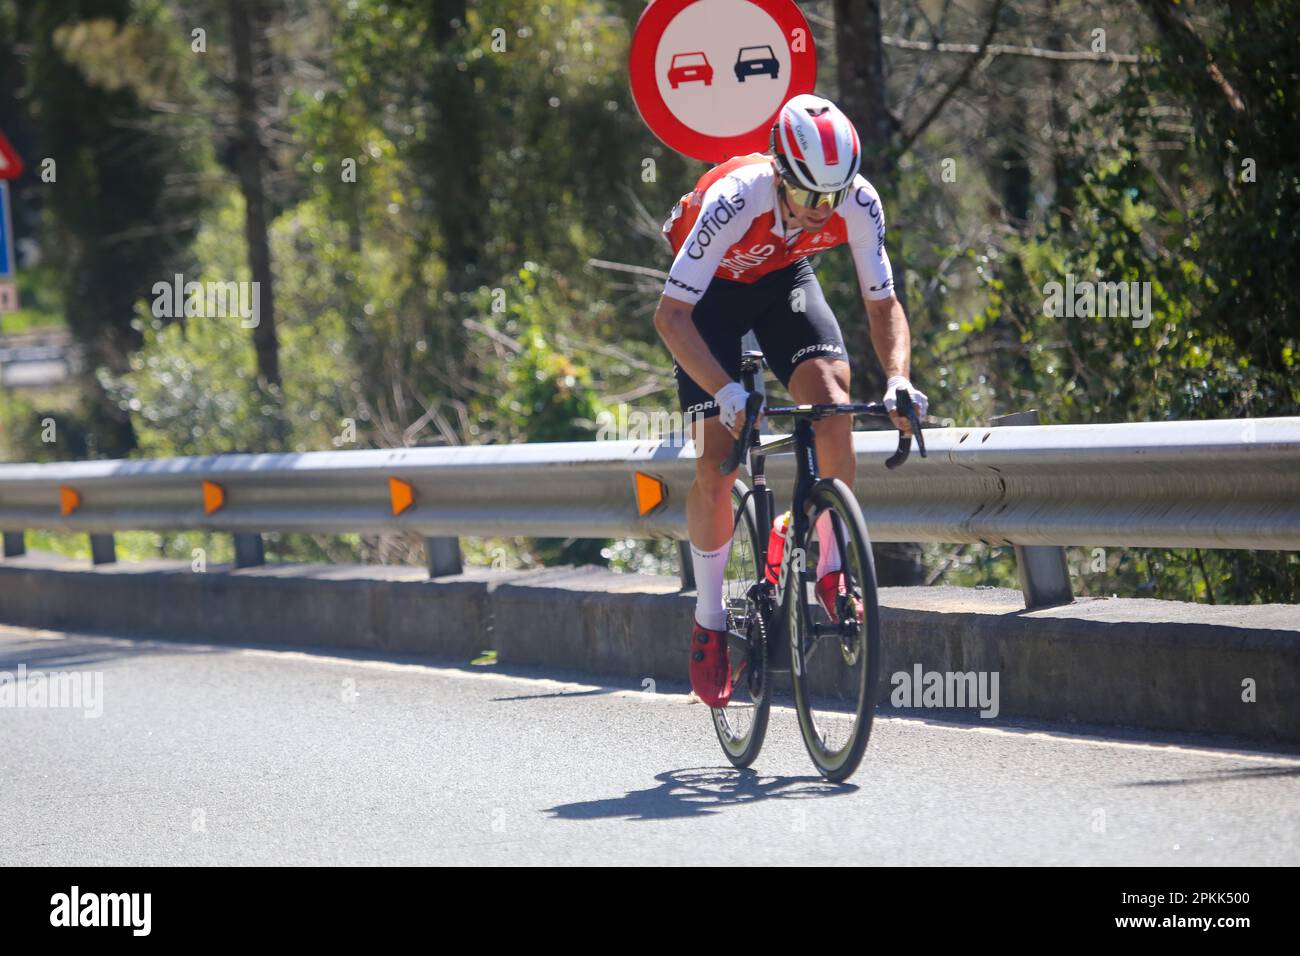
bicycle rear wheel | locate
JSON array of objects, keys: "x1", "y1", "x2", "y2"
[
  {"x1": 786, "y1": 478, "x2": 881, "y2": 782},
  {"x1": 711, "y1": 480, "x2": 772, "y2": 768}
]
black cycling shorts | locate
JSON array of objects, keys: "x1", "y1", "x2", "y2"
[{"x1": 673, "y1": 258, "x2": 848, "y2": 419}]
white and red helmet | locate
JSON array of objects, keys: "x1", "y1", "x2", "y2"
[{"x1": 769, "y1": 94, "x2": 862, "y2": 193}]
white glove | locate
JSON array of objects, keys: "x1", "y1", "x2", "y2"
[
  {"x1": 884, "y1": 376, "x2": 929, "y2": 418},
  {"x1": 713, "y1": 382, "x2": 750, "y2": 430}
]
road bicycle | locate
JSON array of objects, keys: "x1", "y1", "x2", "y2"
[{"x1": 710, "y1": 350, "x2": 926, "y2": 782}]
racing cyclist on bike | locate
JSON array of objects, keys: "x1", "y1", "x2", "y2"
[{"x1": 653, "y1": 93, "x2": 929, "y2": 708}]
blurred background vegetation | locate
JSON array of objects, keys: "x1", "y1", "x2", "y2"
[{"x1": 0, "y1": 0, "x2": 1296, "y2": 602}]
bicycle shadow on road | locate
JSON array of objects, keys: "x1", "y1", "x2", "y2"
[
  {"x1": 544, "y1": 767, "x2": 855, "y2": 821},
  {"x1": 1119, "y1": 765, "x2": 1300, "y2": 788},
  {"x1": 490, "y1": 687, "x2": 613, "y2": 702}
]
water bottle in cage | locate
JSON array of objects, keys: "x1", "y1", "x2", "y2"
[{"x1": 765, "y1": 510, "x2": 792, "y2": 584}]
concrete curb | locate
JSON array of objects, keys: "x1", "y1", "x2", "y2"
[
  {"x1": 878, "y1": 593, "x2": 1300, "y2": 741},
  {"x1": 0, "y1": 557, "x2": 495, "y2": 660},
  {"x1": 1, "y1": 556, "x2": 1297, "y2": 743}
]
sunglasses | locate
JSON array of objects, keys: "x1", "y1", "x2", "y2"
[{"x1": 782, "y1": 180, "x2": 851, "y2": 211}]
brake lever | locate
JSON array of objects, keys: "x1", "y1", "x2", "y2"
[
  {"x1": 884, "y1": 387, "x2": 925, "y2": 469},
  {"x1": 719, "y1": 392, "x2": 764, "y2": 474},
  {"x1": 909, "y1": 405, "x2": 927, "y2": 459}
]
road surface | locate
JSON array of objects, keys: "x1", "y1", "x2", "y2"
[{"x1": 1, "y1": 624, "x2": 1296, "y2": 865}]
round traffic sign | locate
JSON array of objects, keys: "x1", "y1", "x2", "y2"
[{"x1": 629, "y1": 0, "x2": 817, "y2": 162}]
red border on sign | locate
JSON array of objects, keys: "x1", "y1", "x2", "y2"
[
  {"x1": 629, "y1": 0, "x2": 817, "y2": 162},
  {"x1": 0, "y1": 130, "x2": 23, "y2": 181}
]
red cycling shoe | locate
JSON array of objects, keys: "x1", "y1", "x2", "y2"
[
  {"x1": 689, "y1": 621, "x2": 732, "y2": 708},
  {"x1": 815, "y1": 570, "x2": 863, "y2": 625}
]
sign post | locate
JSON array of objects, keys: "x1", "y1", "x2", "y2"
[
  {"x1": 0, "y1": 183, "x2": 17, "y2": 314},
  {"x1": 628, "y1": 0, "x2": 818, "y2": 162}
]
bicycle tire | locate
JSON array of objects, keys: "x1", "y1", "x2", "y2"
[
  {"x1": 786, "y1": 478, "x2": 881, "y2": 782},
  {"x1": 710, "y1": 480, "x2": 772, "y2": 768}
]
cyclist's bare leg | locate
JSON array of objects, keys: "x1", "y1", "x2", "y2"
[
  {"x1": 787, "y1": 357, "x2": 856, "y2": 488},
  {"x1": 685, "y1": 413, "x2": 742, "y2": 631},
  {"x1": 687, "y1": 413, "x2": 740, "y2": 551}
]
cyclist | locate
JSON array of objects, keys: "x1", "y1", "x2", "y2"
[{"x1": 654, "y1": 93, "x2": 929, "y2": 708}]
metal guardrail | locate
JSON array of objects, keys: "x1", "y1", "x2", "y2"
[
  {"x1": 0, "y1": 334, "x2": 78, "y2": 389},
  {"x1": 1, "y1": 416, "x2": 1298, "y2": 603},
  {"x1": 0, "y1": 345, "x2": 67, "y2": 363}
]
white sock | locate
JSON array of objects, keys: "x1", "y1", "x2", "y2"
[
  {"x1": 690, "y1": 540, "x2": 732, "y2": 630},
  {"x1": 815, "y1": 510, "x2": 842, "y2": 579}
]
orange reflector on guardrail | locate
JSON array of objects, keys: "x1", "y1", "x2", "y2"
[
  {"x1": 59, "y1": 486, "x2": 80, "y2": 516},
  {"x1": 389, "y1": 477, "x2": 414, "y2": 515},
  {"x1": 202, "y1": 480, "x2": 225, "y2": 514},
  {"x1": 634, "y1": 471, "x2": 666, "y2": 516}
]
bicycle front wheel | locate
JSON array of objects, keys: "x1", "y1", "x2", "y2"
[
  {"x1": 711, "y1": 479, "x2": 772, "y2": 768},
  {"x1": 786, "y1": 478, "x2": 881, "y2": 782}
]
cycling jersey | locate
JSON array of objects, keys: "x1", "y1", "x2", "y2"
[{"x1": 661, "y1": 153, "x2": 895, "y2": 306}]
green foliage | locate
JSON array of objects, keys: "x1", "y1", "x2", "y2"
[
  {"x1": 3, "y1": 0, "x2": 1295, "y2": 602},
  {"x1": 483, "y1": 263, "x2": 610, "y2": 565},
  {"x1": 20, "y1": 528, "x2": 235, "y2": 565},
  {"x1": 961, "y1": 2, "x2": 1300, "y2": 602},
  {"x1": 0, "y1": 391, "x2": 108, "y2": 462},
  {"x1": 493, "y1": 265, "x2": 605, "y2": 442},
  {"x1": 13, "y1": 0, "x2": 216, "y2": 456},
  {"x1": 0, "y1": 264, "x2": 66, "y2": 335},
  {"x1": 106, "y1": 190, "x2": 355, "y2": 457}
]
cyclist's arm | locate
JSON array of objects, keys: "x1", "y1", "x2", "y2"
[
  {"x1": 865, "y1": 294, "x2": 910, "y2": 383},
  {"x1": 654, "y1": 295, "x2": 734, "y2": 398},
  {"x1": 655, "y1": 176, "x2": 752, "y2": 400},
  {"x1": 845, "y1": 182, "x2": 916, "y2": 431}
]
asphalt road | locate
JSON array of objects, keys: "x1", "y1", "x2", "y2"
[{"x1": 1, "y1": 624, "x2": 1297, "y2": 865}]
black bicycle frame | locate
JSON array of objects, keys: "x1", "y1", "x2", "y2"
[
  {"x1": 742, "y1": 379, "x2": 818, "y2": 550},
  {"x1": 737, "y1": 356, "x2": 819, "y2": 672},
  {"x1": 730, "y1": 351, "x2": 925, "y2": 671}
]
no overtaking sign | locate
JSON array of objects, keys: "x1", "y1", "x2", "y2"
[{"x1": 628, "y1": 0, "x2": 818, "y2": 162}]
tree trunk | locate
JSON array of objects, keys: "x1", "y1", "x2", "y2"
[
  {"x1": 834, "y1": 0, "x2": 895, "y2": 183},
  {"x1": 834, "y1": 0, "x2": 895, "y2": 395},
  {"x1": 1047, "y1": 0, "x2": 1073, "y2": 216},
  {"x1": 229, "y1": 0, "x2": 284, "y2": 416},
  {"x1": 833, "y1": 0, "x2": 925, "y2": 586},
  {"x1": 429, "y1": 0, "x2": 484, "y2": 294}
]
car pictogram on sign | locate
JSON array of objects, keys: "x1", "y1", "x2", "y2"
[
  {"x1": 668, "y1": 51, "x2": 713, "y2": 88},
  {"x1": 734, "y1": 45, "x2": 780, "y2": 82}
]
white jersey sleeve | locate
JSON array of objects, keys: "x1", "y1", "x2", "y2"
[
  {"x1": 662, "y1": 174, "x2": 755, "y2": 305},
  {"x1": 843, "y1": 177, "x2": 896, "y2": 301}
]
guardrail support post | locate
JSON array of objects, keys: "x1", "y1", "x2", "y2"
[
  {"x1": 2, "y1": 531, "x2": 24, "y2": 558},
  {"x1": 991, "y1": 410, "x2": 1073, "y2": 609},
  {"x1": 426, "y1": 537, "x2": 462, "y2": 577},
  {"x1": 234, "y1": 534, "x2": 265, "y2": 569},
  {"x1": 89, "y1": 534, "x2": 116, "y2": 565},
  {"x1": 677, "y1": 540, "x2": 695, "y2": 591}
]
